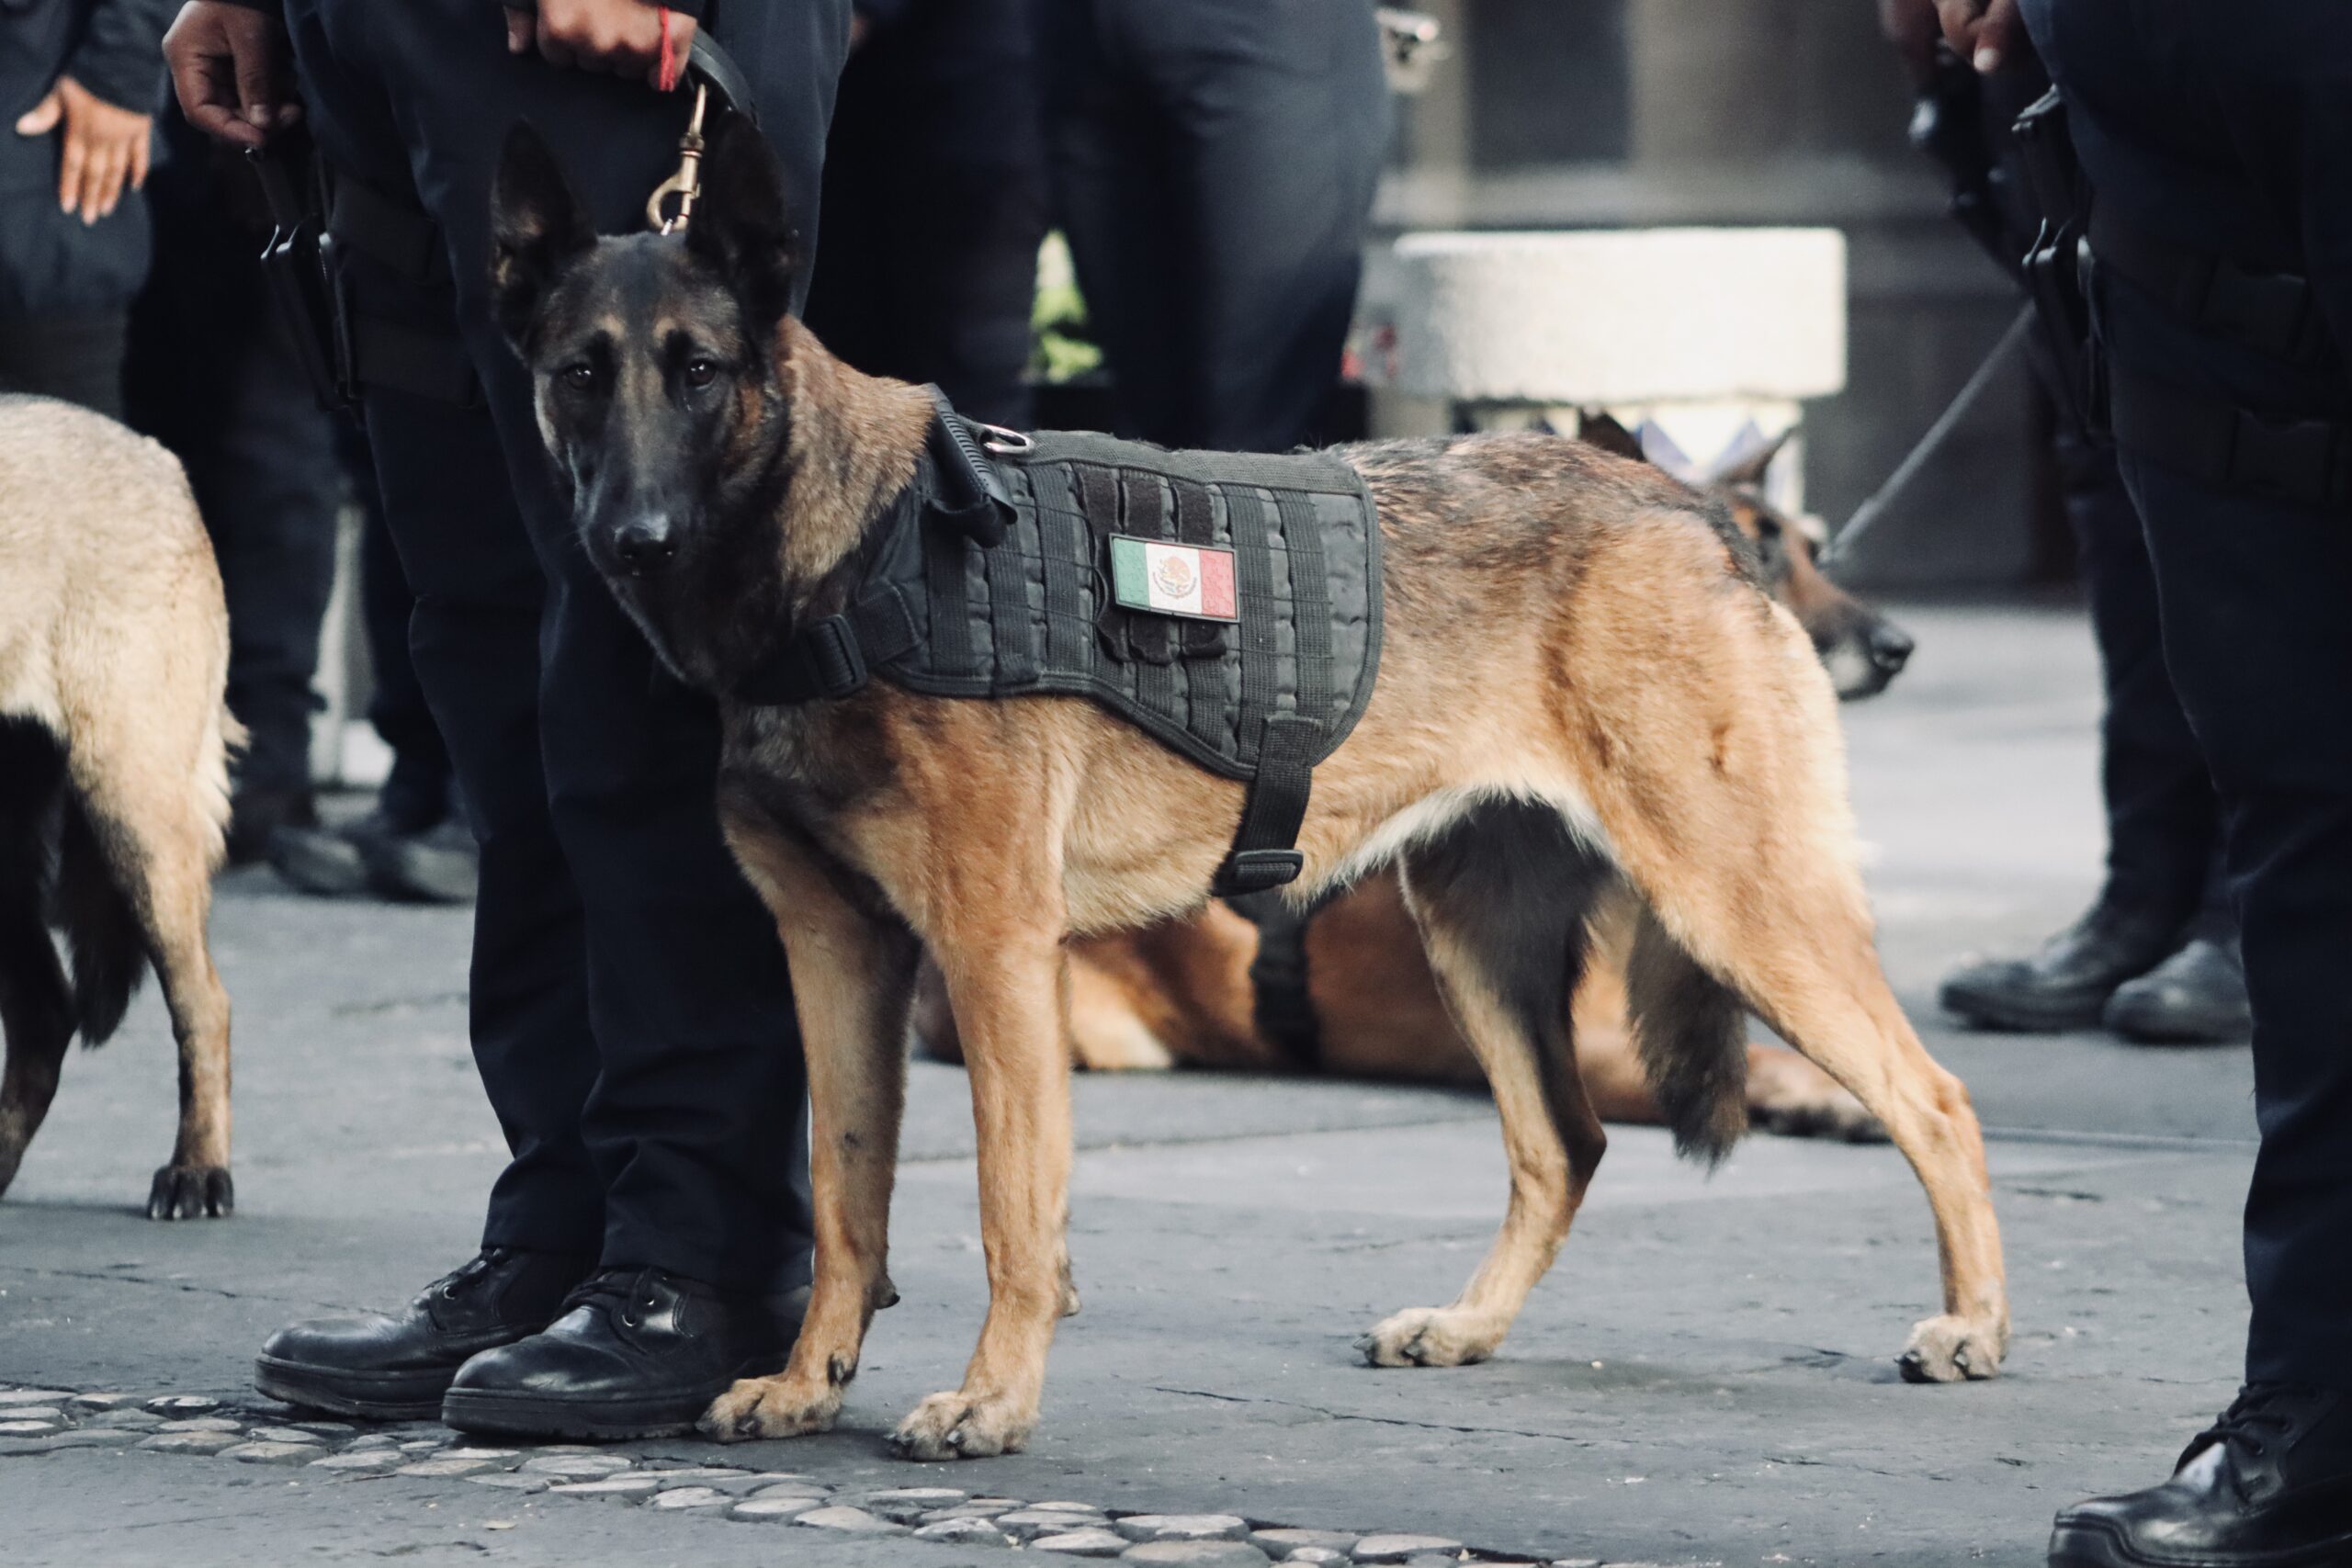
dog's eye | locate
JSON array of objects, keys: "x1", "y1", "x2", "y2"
[
  {"x1": 561, "y1": 363, "x2": 601, "y2": 392},
  {"x1": 684, "y1": 357, "x2": 719, "y2": 389}
]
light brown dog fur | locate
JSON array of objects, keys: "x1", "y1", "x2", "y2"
[
  {"x1": 492, "y1": 121, "x2": 2007, "y2": 1463},
  {"x1": 0, "y1": 395, "x2": 239, "y2": 1218},
  {"x1": 912, "y1": 428, "x2": 1900, "y2": 1145}
]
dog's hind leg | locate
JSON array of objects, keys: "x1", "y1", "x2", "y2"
[
  {"x1": 1575, "y1": 618, "x2": 2007, "y2": 1380},
  {"x1": 0, "y1": 722, "x2": 73, "y2": 1201},
  {"x1": 1361, "y1": 799, "x2": 1613, "y2": 1368},
  {"x1": 63, "y1": 738, "x2": 233, "y2": 1220},
  {"x1": 701, "y1": 822, "x2": 921, "y2": 1442}
]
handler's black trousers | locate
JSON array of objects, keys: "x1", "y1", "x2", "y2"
[
  {"x1": 1036, "y1": 0, "x2": 1388, "y2": 454},
  {"x1": 2052, "y1": 423, "x2": 2225, "y2": 927},
  {"x1": 2030, "y1": 0, "x2": 2352, "y2": 1391},
  {"x1": 284, "y1": 0, "x2": 849, "y2": 1292}
]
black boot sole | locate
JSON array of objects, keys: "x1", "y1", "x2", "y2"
[
  {"x1": 1939, "y1": 980, "x2": 2116, "y2": 1033},
  {"x1": 254, "y1": 1354, "x2": 452, "y2": 1422},
  {"x1": 2052, "y1": 1517, "x2": 2352, "y2": 1566},
  {"x1": 438, "y1": 1382, "x2": 728, "y2": 1441}
]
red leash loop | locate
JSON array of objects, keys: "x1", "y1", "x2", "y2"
[{"x1": 655, "y1": 7, "x2": 681, "y2": 94}]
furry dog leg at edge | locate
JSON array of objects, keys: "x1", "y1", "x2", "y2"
[{"x1": 0, "y1": 396, "x2": 239, "y2": 1218}]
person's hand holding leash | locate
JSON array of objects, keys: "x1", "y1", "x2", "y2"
[
  {"x1": 15, "y1": 74, "x2": 152, "y2": 225},
  {"x1": 504, "y1": 0, "x2": 697, "y2": 90},
  {"x1": 1934, "y1": 0, "x2": 2023, "y2": 73},
  {"x1": 163, "y1": 1, "x2": 300, "y2": 149}
]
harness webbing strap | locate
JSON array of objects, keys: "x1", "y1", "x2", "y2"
[
  {"x1": 1170, "y1": 478, "x2": 1226, "y2": 662},
  {"x1": 983, "y1": 497, "x2": 1037, "y2": 686},
  {"x1": 2107, "y1": 366, "x2": 2352, "y2": 511},
  {"x1": 1033, "y1": 464, "x2": 1093, "y2": 673},
  {"x1": 1076, "y1": 464, "x2": 1125, "y2": 659},
  {"x1": 1216, "y1": 714, "x2": 1320, "y2": 896},
  {"x1": 1274, "y1": 490, "x2": 1334, "y2": 729},
  {"x1": 1224, "y1": 488, "x2": 1281, "y2": 769},
  {"x1": 923, "y1": 521, "x2": 976, "y2": 677},
  {"x1": 1171, "y1": 478, "x2": 1227, "y2": 747},
  {"x1": 1121, "y1": 470, "x2": 1174, "y2": 669}
]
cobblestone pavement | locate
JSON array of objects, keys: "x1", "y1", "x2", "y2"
[{"x1": 0, "y1": 607, "x2": 2262, "y2": 1567}]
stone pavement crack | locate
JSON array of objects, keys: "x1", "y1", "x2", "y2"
[{"x1": 1147, "y1": 1385, "x2": 1603, "y2": 1450}]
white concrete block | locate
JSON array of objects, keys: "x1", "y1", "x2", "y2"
[{"x1": 1386, "y1": 228, "x2": 1846, "y2": 404}]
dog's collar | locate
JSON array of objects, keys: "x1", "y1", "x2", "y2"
[{"x1": 733, "y1": 387, "x2": 1012, "y2": 706}]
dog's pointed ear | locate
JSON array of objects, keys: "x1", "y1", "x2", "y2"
[
  {"x1": 1702, "y1": 426, "x2": 1795, "y2": 490},
  {"x1": 1578, "y1": 411, "x2": 1645, "y2": 463},
  {"x1": 490, "y1": 122, "x2": 595, "y2": 349},
  {"x1": 685, "y1": 114, "x2": 799, "y2": 343}
]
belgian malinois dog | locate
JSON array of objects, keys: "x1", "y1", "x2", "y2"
[
  {"x1": 915, "y1": 422, "x2": 1915, "y2": 1145},
  {"x1": 0, "y1": 396, "x2": 239, "y2": 1219},
  {"x1": 491, "y1": 118, "x2": 2007, "y2": 1461}
]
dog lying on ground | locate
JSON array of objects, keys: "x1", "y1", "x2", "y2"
[
  {"x1": 490, "y1": 118, "x2": 2007, "y2": 1461},
  {"x1": 916, "y1": 423, "x2": 1915, "y2": 1143},
  {"x1": 0, "y1": 396, "x2": 239, "y2": 1220}
]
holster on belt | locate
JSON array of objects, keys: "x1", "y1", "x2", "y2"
[
  {"x1": 2012, "y1": 87, "x2": 2108, "y2": 438},
  {"x1": 245, "y1": 130, "x2": 352, "y2": 413}
]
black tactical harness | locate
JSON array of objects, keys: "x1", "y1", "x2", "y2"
[{"x1": 739, "y1": 390, "x2": 1385, "y2": 897}]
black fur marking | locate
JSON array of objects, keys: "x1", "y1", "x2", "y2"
[
  {"x1": 0, "y1": 721, "x2": 74, "y2": 1183},
  {"x1": 1402, "y1": 800, "x2": 1612, "y2": 1052}
]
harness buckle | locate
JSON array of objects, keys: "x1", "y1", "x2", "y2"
[{"x1": 646, "y1": 82, "x2": 711, "y2": 235}]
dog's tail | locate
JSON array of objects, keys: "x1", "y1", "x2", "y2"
[
  {"x1": 53, "y1": 787, "x2": 147, "y2": 1047},
  {"x1": 1622, "y1": 902, "x2": 1747, "y2": 1164}
]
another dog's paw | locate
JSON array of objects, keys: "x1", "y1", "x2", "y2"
[
  {"x1": 1746, "y1": 1051, "x2": 1886, "y2": 1143},
  {"x1": 1357, "y1": 1305, "x2": 1499, "y2": 1368},
  {"x1": 888, "y1": 1389, "x2": 1033, "y2": 1461},
  {"x1": 699, "y1": 1374, "x2": 840, "y2": 1442},
  {"x1": 1897, "y1": 1314, "x2": 2005, "y2": 1383},
  {"x1": 147, "y1": 1165, "x2": 232, "y2": 1221}
]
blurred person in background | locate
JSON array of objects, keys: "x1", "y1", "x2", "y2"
[
  {"x1": 1035, "y1": 0, "x2": 1389, "y2": 454},
  {"x1": 124, "y1": 101, "x2": 473, "y2": 898},
  {"x1": 1924, "y1": 0, "x2": 2352, "y2": 1561},
  {"x1": 1883, "y1": 0, "x2": 2250, "y2": 1046},
  {"x1": 802, "y1": 0, "x2": 1045, "y2": 432},
  {"x1": 2, "y1": 0, "x2": 173, "y2": 417}
]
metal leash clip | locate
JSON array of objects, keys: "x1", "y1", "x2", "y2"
[{"x1": 646, "y1": 80, "x2": 710, "y2": 233}]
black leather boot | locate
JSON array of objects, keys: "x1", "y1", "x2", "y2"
[
  {"x1": 2050, "y1": 1384, "x2": 2352, "y2": 1566},
  {"x1": 439, "y1": 1267, "x2": 801, "y2": 1440},
  {"x1": 1940, "y1": 892, "x2": 2184, "y2": 1032},
  {"x1": 2104, "y1": 927, "x2": 2251, "y2": 1044},
  {"x1": 254, "y1": 1247, "x2": 592, "y2": 1419}
]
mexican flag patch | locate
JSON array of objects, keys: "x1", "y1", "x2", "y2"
[{"x1": 1107, "y1": 536, "x2": 1239, "y2": 623}]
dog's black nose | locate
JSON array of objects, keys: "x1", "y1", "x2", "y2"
[
  {"x1": 613, "y1": 518, "x2": 678, "y2": 576},
  {"x1": 1868, "y1": 621, "x2": 1916, "y2": 674}
]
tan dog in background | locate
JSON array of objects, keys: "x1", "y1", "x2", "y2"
[
  {"x1": 0, "y1": 395, "x2": 239, "y2": 1219},
  {"x1": 917, "y1": 422, "x2": 1911, "y2": 1144}
]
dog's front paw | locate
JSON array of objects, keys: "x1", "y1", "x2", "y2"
[
  {"x1": 1897, "y1": 1314, "x2": 2006, "y2": 1383},
  {"x1": 699, "y1": 1374, "x2": 841, "y2": 1442},
  {"x1": 1357, "y1": 1305, "x2": 1500, "y2": 1368},
  {"x1": 147, "y1": 1165, "x2": 233, "y2": 1220},
  {"x1": 888, "y1": 1389, "x2": 1034, "y2": 1461}
]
